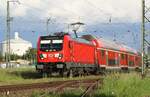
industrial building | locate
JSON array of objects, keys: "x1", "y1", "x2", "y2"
[{"x1": 0, "y1": 32, "x2": 32, "y2": 56}]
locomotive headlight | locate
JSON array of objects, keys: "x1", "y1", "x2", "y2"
[
  {"x1": 42, "y1": 54, "x2": 47, "y2": 58},
  {"x1": 58, "y1": 54, "x2": 63, "y2": 59},
  {"x1": 54, "y1": 53, "x2": 59, "y2": 58},
  {"x1": 40, "y1": 54, "x2": 47, "y2": 59},
  {"x1": 54, "y1": 53, "x2": 63, "y2": 59}
]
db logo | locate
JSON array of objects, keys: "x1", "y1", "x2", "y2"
[{"x1": 48, "y1": 54, "x2": 53, "y2": 57}]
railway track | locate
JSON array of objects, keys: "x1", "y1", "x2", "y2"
[
  {"x1": 0, "y1": 78, "x2": 102, "y2": 97},
  {"x1": 81, "y1": 77, "x2": 104, "y2": 97}
]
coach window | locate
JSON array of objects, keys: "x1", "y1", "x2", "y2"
[
  {"x1": 115, "y1": 57, "x2": 119, "y2": 65},
  {"x1": 108, "y1": 59, "x2": 116, "y2": 66},
  {"x1": 135, "y1": 57, "x2": 138, "y2": 61},
  {"x1": 129, "y1": 61, "x2": 134, "y2": 66},
  {"x1": 125, "y1": 55, "x2": 128, "y2": 62},
  {"x1": 101, "y1": 50, "x2": 105, "y2": 58},
  {"x1": 121, "y1": 54, "x2": 125, "y2": 60}
]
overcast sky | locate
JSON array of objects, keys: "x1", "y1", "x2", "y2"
[
  {"x1": 0, "y1": 0, "x2": 150, "y2": 50},
  {"x1": 0, "y1": 0, "x2": 145, "y2": 23}
]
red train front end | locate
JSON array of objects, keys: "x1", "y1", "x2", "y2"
[{"x1": 36, "y1": 33, "x2": 70, "y2": 74}]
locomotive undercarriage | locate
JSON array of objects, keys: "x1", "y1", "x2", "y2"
[{"x1": 36, "y1": 62, "x2": 98, "y2": 77}]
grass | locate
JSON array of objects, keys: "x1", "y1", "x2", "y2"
[
  {"x1": 0, "y1": 68, "x2": 150, "y2": 97},
  {"x1": 94, "y1": 73, "x2": 150, "y2": 97},
  {"x1": 0, "y1": 67, "x2": 100, "y2": 85},
  {"x1": 31, "y1": 90, "x2": 83, "y2": 97},
  {"x1": 30, "y1": 72, "x2": 150, "y2": 97},
  {"x1": 0, "y1": 67, "x2": 40, "y2": 85}
]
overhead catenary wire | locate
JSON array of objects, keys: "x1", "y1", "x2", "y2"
[{"x1": 83, "y1": 0, "x2": 112, "y2": 23}]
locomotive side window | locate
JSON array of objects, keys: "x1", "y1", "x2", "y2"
[{"x1": 68, "y1": 41, "x2": 72, "y2": 48}]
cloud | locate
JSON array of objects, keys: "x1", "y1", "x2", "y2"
[
  {"x1": 0, "y1": 0, "x2": 143, "y2": 24},
  {"x1": 12, "y1": 5, "x2": 27, "y2": 17}
]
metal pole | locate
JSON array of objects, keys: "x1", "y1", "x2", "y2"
[
  {"x1": 46, "y1": 18, "x2": 51, "y2": 35},
  {"x1": 6, "y1": 1, "x2": 11, "y2": 68},
  {"x1": 6, "y1": 1, "x2": 19, "y2": 68},
  {"x1": 141, "y1": 0, "x2": 145, "y2": 75},
  {"x1": 46, "y1": 19, "x2": 49, "y2": 35}
]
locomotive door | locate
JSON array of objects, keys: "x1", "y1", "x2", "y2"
[{"x1": 69, "y1": 41, "x2": 75, "y2": 63}]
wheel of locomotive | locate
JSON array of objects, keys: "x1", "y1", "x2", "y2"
[
  {"x1": 46, "y1": 68, "x2": 52, "y2": 77},
  {"x1": 83, "y1": 68, "x2": 87, "y2": 76},
  {"x1": 59, "y1": 69, "x2": 62, "y2": 77},
  {"x1": 68, "y1": 69, "x2": 73, "y2": 78},
  {"x1": 59, "y1": 68, "x2": 67, "y2": 77},
  {"x1": 77, "y1": 68, "x2": 82, "y2": 77},
  {"x1": 83, "y1": 68, "x2": 88, "y2": 76},
  {"x1": 42, "y1": 71, "x2": 48, "y2": 78},
  {"x1": 94, "y1": 67, "x2": 100, "y2": 75}
]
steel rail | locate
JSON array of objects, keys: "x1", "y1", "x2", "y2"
[{"x1": 0, "y1": 78, "x2": 99, "y2": 94}]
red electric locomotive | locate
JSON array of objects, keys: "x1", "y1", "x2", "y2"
[{"x1": 36, "y1": 32, "x2": 141, "y2": 76}]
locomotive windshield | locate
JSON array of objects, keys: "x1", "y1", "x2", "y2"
[{"x1": 40, "y1": 39, "x2": 63, "y2": 51}]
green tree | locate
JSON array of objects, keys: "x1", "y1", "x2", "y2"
[
  {"x1": 10, "y1": 54, "x2": 21, "y2": 61},
  {"x1": 22, "y1": 48, "x2": 37, "y2": 65},
  {"x1": 0, "y1": 51, "x2": 3, "y2": 62}
]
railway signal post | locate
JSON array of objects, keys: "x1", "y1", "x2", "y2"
[
  {"x1": 141, "y1": 0, "x2": 150, "y2": 76},
  {"x1": 141, "y1": 0, "x2": 145, "y2": 76}
]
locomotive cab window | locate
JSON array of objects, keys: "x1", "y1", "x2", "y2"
[{"x1": 40, "y1": 38, "x2": 63, "y2": 51}]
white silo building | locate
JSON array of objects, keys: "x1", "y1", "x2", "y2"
[{"x1": 0, "y1": 32, "x2": 32, "y2": 56}]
